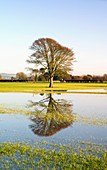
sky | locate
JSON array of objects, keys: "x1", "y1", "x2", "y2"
[{"x1": 0, "y1": 0, "x2": 107, "y2": 75}]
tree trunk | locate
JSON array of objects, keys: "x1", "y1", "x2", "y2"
[{"x1": 49, "y1": 77, "x2": 53, "y2": 87}]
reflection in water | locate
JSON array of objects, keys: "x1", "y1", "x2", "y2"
[{"x1": 28, "y1": 93, "x2": 75, "y2": 137}]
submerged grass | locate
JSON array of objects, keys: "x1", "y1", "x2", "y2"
[
  {"x1": 0, "y1": 105, "x2": 30, "y2": 115},
  {"x1": 0, "y1": 82, "x2": 107, "y2": 93},
  {"x1": 0, "y1": 105, "x2": 107, "y2": 126},
  {"x1": 0, "y1": 142, "x2": 107, "y2": 169}
]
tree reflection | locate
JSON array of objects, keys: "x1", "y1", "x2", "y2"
[{"x1": 28, "y1": 93, "x2": 75, "y2": 137}]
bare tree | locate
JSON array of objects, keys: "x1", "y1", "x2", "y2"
[{"x1": 27, "y1": 38, "x2": 75, "y2": 87}]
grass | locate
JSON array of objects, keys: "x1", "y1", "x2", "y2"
[
  {"x1": 0, "y1": 142, "x2": 107, "y2": 169},
  {"x1": 0, "y1": 82, "x2": 107, "y2": 93}
]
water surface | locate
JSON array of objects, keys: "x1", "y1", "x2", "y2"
[{"x1": 0, "y1": 92, "x2": 107, "y2": 146}]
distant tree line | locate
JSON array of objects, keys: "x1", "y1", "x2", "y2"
[
  {"x1": 67, "y1": 74, "x2": 107, "y2": 83},
  {"x1": 28, "y1": 71, "x2": 107, "y2": 83},
  {"x1": 0, "y1": 72, "x2": 107, "y2": 83},
  {"x1": 0, "y1": 72, "x2": 28, "y2": 82}
]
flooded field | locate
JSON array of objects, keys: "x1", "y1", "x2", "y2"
[
  {"x1": 0, "y1": 92, "x2": 107, "y2": 146},
  {"x1": 0, "y1": 92, "x2": 107, "y2": 169}
]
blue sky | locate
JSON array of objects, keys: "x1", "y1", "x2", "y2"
[{"x1": 0, "y1": 0, "x2": 107, "y2": 75}]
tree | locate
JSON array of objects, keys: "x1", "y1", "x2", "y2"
[
  {"x1": 54, "y1": 69, "x2": 71, "y2": 81},
  {"x1": 82, "y1": 74, "x2": 93, "y2": 82},
  {"x1": 38, "y1": 68, "x2": 46, "y2": 81},
  {"x1": 0, "y1": 74, "x2": 3, "y2": 80},
  {"x1": 103, "y1": 74, "x2": 107, "y2": 81},
  {"x1": 27, "y1": 68, "x2": 39, "y2": 82},
  {"x1": 16, "y1": 72, "x2": 28, "y2": 81},
  {"x1": 27, "y1": 38, "x2": 75, "y2": 87}
]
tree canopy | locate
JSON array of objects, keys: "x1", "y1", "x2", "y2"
[{"x1": 27, "y1": 38, "x2": 75, "y2": 87}]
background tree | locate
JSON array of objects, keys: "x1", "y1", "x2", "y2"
[
  {"x1": 27, "y1": 38, "x2": 75, "y2": 87},
  {"x1": 103, "y1": 74, "x2": 107, "y2": 81},
  {"x1": 54, "y1": 69, "x2": 71, "y2": 81},
  {"x1": 82, "y1": 74, "x2": 93, "y2": 82},
  {"x1": 0, "y1": 74, "x2": 3, "y2": 80},
  {"x1": 16, "y1": 72, "x2": 28, "y2": 81},
  {"x1": 38, "y1": 68, "x2": 46, "y2": 81},
  {"x1": 27, "y1": 68, "x2": 39, "y2": 82}
]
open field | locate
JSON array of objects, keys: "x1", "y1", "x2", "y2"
[{"x1": 0, "y1": 82, "x2": 107, "y2": 93}]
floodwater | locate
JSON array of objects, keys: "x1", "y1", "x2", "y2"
[
  {"x1": 68, "y1": 88, "x2": 107, "y2": 93},
  {"x1": 0, "y1": 92, "x2": 107, "y2": 146}
]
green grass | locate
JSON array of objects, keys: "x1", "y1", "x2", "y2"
[
  {"x1": 0, "y1": 82, "x2": 107, "y2": 93},
  {"x1": 0, "y1": 142, "x2": 107, "y2": 169}
]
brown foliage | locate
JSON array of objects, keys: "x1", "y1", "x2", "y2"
[{"x1": 16, "y1": 72, "x2": 28, "y2": 80}]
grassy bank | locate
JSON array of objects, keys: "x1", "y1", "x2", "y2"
[
  {"x1": 0, "y1": 142, "x2": 107, "y2": 169},
  {"x1": 0, "y1": 82, "x2": 107, "y2": 93}
]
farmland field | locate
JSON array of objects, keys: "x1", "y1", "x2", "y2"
[{"x1": 0, "y1": 82, "x2": 107, "y2": 93}]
